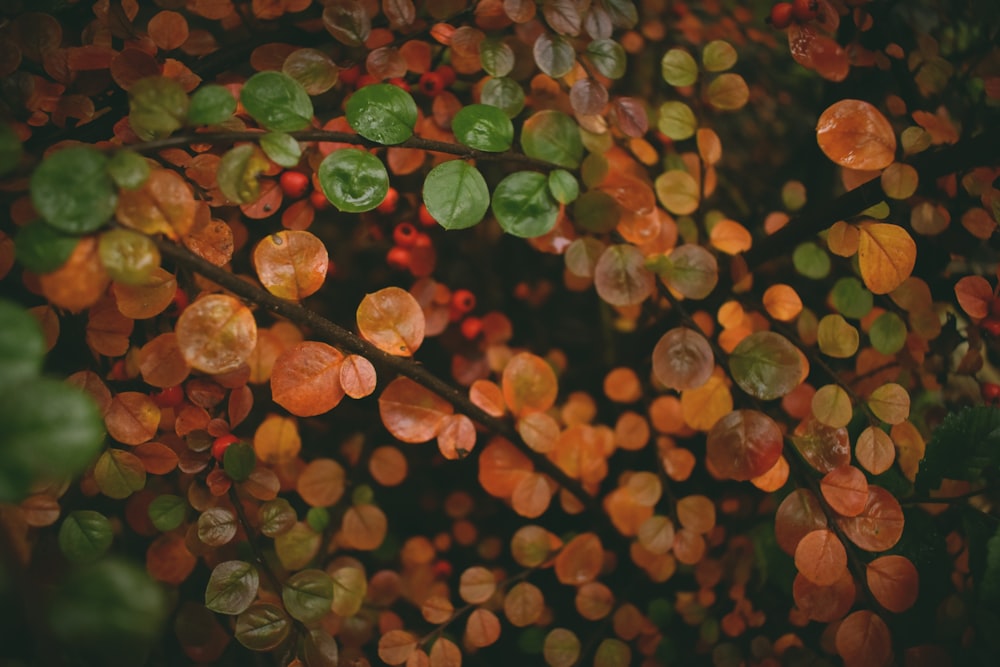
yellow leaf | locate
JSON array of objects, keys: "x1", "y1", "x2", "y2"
[{"x1": 858, "y1": 223, "x2": 916, "y2": 294}]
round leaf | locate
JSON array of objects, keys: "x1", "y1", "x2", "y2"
[
  {"x1": 128, "y1": 76, "x2": 189, "y2": 140},
  {"x1": 423, "y1": 160, "x2": 490, "y2": 230},
  {"x1": 451, "y1": 104, "x2": 514, "y2": 152},
  {"x1": 480, "y1": 38, "x2": 515, "y2": 77},
  {"x1": 217, "y1": 144, "x2": 270, "y2": 205},
  {"x1": 548, "y1": 169, "x2": 579, "y2": 204},
  {"x1": 236, "y1": 603, "x2": 291, "y2": 651},
  {"x1": 521, "y1": 110, "x2": 582, "y2": 168},
  {"x1": 175, "y1": 294, "x2": 257, "y2": 375},
  {"x1": 661, "y1": 48, "x2": 698, "y2": 86},
  {"x1": 59, "y1": 510, "x2": 113, "y2": 563},
  {"x1": 0, "y1": 378, "x2": 103, "y2": 502},
  {"x1": 657, "y1": 101, "x2": 696, "y2": 141},
  {"x1": 729, "y1": 331, "x2": 803, "y2": 401},
  {"x1": 481, "y1": 77, "x2": 526, "y2": 118},
  {"x1": 586, "y1": 39, "x2": 626, "y2": 79},
  {"x1": 357, "y1": 286, "x2": 426, "y2": 356},
  {"x1": 283, "y1": 569, "x2": 334, "y2": 622},
  {"x1": 491, "y1": 171, "x2": 559, "y2": 238},
  {"x1": 533, "y1": 32, "x2": 575, "y2": 78},
  {"x1": 206, "y1": 560, "x2": 259, "y2": 615},
  {"x1": 241, "y1": 71, "x2": 314, "y2": 132},
  {"x1": 858, "y1": 222, "x2": 916, "y2": 295},
  {"x1": 30, "y1": 147, "x2": 117, "y2": 234},
  {"x1": 147, "y1": 494, "x2": 186, "y2": 532},
  {"x1": 652, "y1": 327, "x2": 713, "y2": 391},
  {"x1": 706, "y1": 409, "x2": 783, "y2": 481},
  {"x1": 816, "y1": 99, "x2": 896, "y2": 171},
  {"x1": 702, "y1": 40, "x2": 737, "y2": 72},
  {"x1": 345, "y1": 83, "x2": 417, "y2": 145},
  {"x1": 259, "y1": 132, "x2": 302, "y2": 168},
  {"x1": 187, "y1": 84, "x2": 236, "y2": 126},
  {"x1": 0, "y1": 298, "x2": 45, "y2": 383},
  {"x1": 318, "y1": 148, "x2": 389, "y2": 213},
  {"x1": 253, "y1": 230, "x2": 329, "y2": 301}
]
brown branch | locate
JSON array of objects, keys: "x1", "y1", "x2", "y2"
[
  {"x1": 154, "y1": 238, "x2": 608, "y2": 526},
  {"x1": 128, "y1": 129, "x2": 559, "y2": 172},
  {"x1": 744, "y1": 123, "x2": 1000, "y2": 271}
]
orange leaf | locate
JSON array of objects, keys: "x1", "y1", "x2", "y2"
[
  {"x1": 38, "y1": 236, "x2": 109, "y2": 313},
  {"x1": 252, "y1": 230, "x2": 328, "y2": 301},
  {"x1": 511, "y1": 472, "x2": 555, "y2": 519},
  {"x1": 465, "y1": 608, "x2": 500, "y2": 648},
  {"x1": 270, "y1": 341, "x2": 345, "y2": 417},
  {"x1": 357, "y1": 286, "x2": 425, "y2": 356},
  {"x1": 253, "y1": 414, "x2": 301, "y2": 464},
  {"x1": 820, "y1": 465, "x2": 869, "y2": 517},
  {"x1": 504, "y1": 581, "x2": 544, "y2": 627},
  {"x1": 502, "y1": 352, "x2": 558, "y2": 417},
  {"x1": 148, "y1": 11, "x2": 189, "y2": 51},
  {"x1": 866, "y1": 554, "x2": 919, "y2": 613},
  {"x1": 176, "y1": 294, "x2": 257, "y2": 374},
  {"x1": 827, "y1": 221, "x2": 860, "y2": 257},
  {"x1": 709, "y1": 219, "x2": 752, "y2": 254},
  {"x1": 855, "y1": 426, "x2": 895, "y2": 475},
  {"x1": 794, "y1": 529, "x2": 847, "y2": 586},
  {"x1": 138, "y1": 333, "x2": 191, "y2": 388},
  {"x1": 867, "y1": 382, "x2": 910, "y2": 424},
  {"x1": 680, "y1": 374, "x2": 733, "y2": 431},
  {"x1": 837, "y1": 485, "x2": 904, "y2": 551},
  {"x1": 378, "y1": 376, "x2": 453, "y2": 443},
  {"x1": 105, "y1": 392, "x2": 161, "y2": 445},
  {"x1": 368, "y1": 445, "x2": 408, "y2": 487},
  {"x1": 296, "y1": 458, "x2": 346, "y2": 507},
  {"x1": 816, "y1": 99, "x2": 896, "y2": 170},
  {"x1": 339, "y1": 354, "x2": 377, "y2": 399},
  {"x1": 835, "y1": 610, "x2": 893, "y2": 667},
  {"x1": 378, "y1": 629, "x2": 418, "y2": 666},
  {"x1": 436, "y1": 413, "x2": 477, "y2": 460},
  {"x1": 954, "y1": 275, "x2": 993, "y2": 319},
  {"x1": 112, "y1": 268, "x2": 177, "y2": 320},
  {"x1": 857, "y1": 222, "x2": 916, "y2": 294},
  {"x1": 478, "y1": 437, "x2": 533, "y2": 498},
  {"x1": 792, "y1": 569, "x2": 855, "y2": 622},
  {"x1": 341, "y1": 504, "x2": 387, "y2": 550},
  {"x1": 117, "y1": 170, "x2": 197, "y2": 239},
  {"x1": 762, "y1": 284, "x2": 803, "y2": 322},
  {"x1": 554, "y1": 532, "x2": 603, "y2": 585},
  {"x1": 676, "y1": 495, "x2": 715, "y2": 535}
]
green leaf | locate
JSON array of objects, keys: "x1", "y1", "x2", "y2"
[
  {"x1": 650, "y1": 244, "x2": 718, "y2": 300},
  {"x1": 491, "y1": 171, "x2": 559, "y2": 238},
  {"x1": 50, "y1": 558, "x2": 167, "y2": 662},
  {"x1": 94, "y1": 448, "x2": 147, "y2": 499},
  {"x1": 282, "y1": 569, "x2": 334, "y2": 623},
  {"x1": 830, "y1": 276, "x2": 874, "y2": 319},
  {"x1": 224, "y1": 441, "x2": 256, "y2": 482},
  {"x1": 533, "y1": 33, "x2": 575, "y2": 78},
  {"x1": 480, "y1": 38, "x2": 515, "y2": 77},
  {"x1": 236, "y1": 603, "x2": 292, "y2": 651},
  {"x1": 330, "y1": 566, "x2": 367, "y2": 617},
  {"x1": 147, "y1": 494, "x2": 186, "y2": 532},
  {"x1": 206, "y1": 560, "x2": 260, "y2": 615},
  {"x1": 187, "y1": 84, "x2": 237, "y2": 126},
  {"x1": 728, "y1": 331, "x2": 804, "y2": 401},
  {"x1": 345, "y1": 83, "x2": 417, "y2": 145},
  {"x1": 658, "y1": 101, "x2": 696, "y2": 141},
  {"x1": 217, "y1": 144, "x2": 270, "y2": 204},
  {"x1": 0, "y1": 299, "x2": 45, "y2": 385},
  {"x1": 318, "y1": 148, "x2": 389, "y2": 213},
  {"x1": 302, "y1": 628, "x2": 340, "y2": 667},
  {"x1": 30, "y1": 146, "x2": 117, "y2": 234},
  {"x1": 306, "y1": 506, "x2": 330, "y2": 532},
  {"x1": 521, "y1": 110, "x2": 583, "y2": 169},
  {"x1": 423, "y1": 160, "x2": 489, "y2": 230},
  {"x1": 586, "y1": 39, "x2": 626, "y2": 79},
  {"x1": 481, "y1": 77, "x2": 526, "y2": 118},
  {"x1": 15, "y1": 220, "x2": 79, "y2": 273},
  {"x1": 240, "y1": 71, "x2": 313, "y2": 132},
  {"x1": 916, "y1": 406, "x2": 1000, "y2": 493},
  {"x1": 0, "y1": 378, "x2": 104, "y2": 503},
  {"x1": 129, "y1": 76, "x2": 190, "y2": 140},
  {"x1": 869, "y1": 312, "x2": 907, "y2": 355},
  {"x1": 792, "y1": 242, "x2": 830, "y2": 279},
  {"x1": 107, "y1": 150, "x2": 150, "y2": 190},
  {"x1": 661, "y1": 48, "x2": 698, "y2": 86},
  {"x1": 451, "y1": 104, "x2": 514, "y2": 152},
  {"x1": 548, "y1": 169, "x2": 579, "y2": 204},
  {"x1": 605, "y1": 0, "x2": 638, "y2": 28},
  {"x1": 573, "y1": 190, "x2": 619, "y2": 233},
  {"x1": 702, "y1": 40, "x2": 738, "y2": 72},
  {"x1": 58, "y1": 510, "x2": 113, "y2": 563},
  {"x1": 259, "y1": 132, "x2": 302, "y2": 168},
  {"x1": 0, "y1": 121, "x2": 24, "y2": 175}
]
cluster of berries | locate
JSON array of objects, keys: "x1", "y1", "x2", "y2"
[{"x1": 768, "y1": 0, "x2": 819, "y2": 29}]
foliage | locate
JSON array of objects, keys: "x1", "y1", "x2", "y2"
[{"x1": 1, "y1": 0, "x2": 999, "y2": 666}]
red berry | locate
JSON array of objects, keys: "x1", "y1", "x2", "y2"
[
  {"x1": 310, "y1": 189, "x2": 329, "y2": 210},
  {"x1": 339, "y1": 65, "x2": 361, "y2": 86},
  {"x1": 418, "y1": 203, "x2": 437, "y2": 227},
  {"x1": 983, "y1": 318, "x2": 1000, "y2": 336},
  {"x1": 983, "y1": 382, "x2": 1000, "y2": 401},
  {"x1": 769, "y1": 2, "x2": 794, "y2": 29},
  {"x1": 436, "y1": 65, "x2": 456, "y2": 86},
  {"x1": 212, "y1": 434, "x2": 239, "y2": 461},
  {"x1": 108, "y1": 359, "x2": 128, "y2": 381},
  {"x1": 152, "y1": 385, "x2": 184, "y2": 408},
  {"x1": 418, "y1": 71, "x2": 446, "y2": 97},
  {"x1": 386, "y1": 246, "x2": 412, "y2": 270},
  {"x1": 413, "y1": 232, "x2": 432, "y2": 249},
  {"x1": 792, "y1": 0, "x2": 817, "y2": 22},
  {"x1": 279, "y1": 171, "x2": 310, "y2": 199},
  {"x1": 171, "y1": 288, "x2": 189, "y2": 313},
  {"x1": 387, "y1": 77, "x2": 410, "y2": 91},
  {"x1": 460, "y1": 316, "x2": 483, "y2": 340},
  {"x1": 356, "y1": 73, "x2": 377, "y2": 88},
  {"x1": 451, "y1": 289, "x2": 476, "y2": 314},
  {"x1": 431, "y1": 559, "x2": 452, "y2": 578},
  {"x1": 393, "y1": 222, "x2": 418, "y2": 247},
  {"x1": 376, "y1": 187, "x2": 399, "y2": 215}
]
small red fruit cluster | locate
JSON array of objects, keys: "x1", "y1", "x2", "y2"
[
  {"x1": 418, "y1": 65, "x2": 456, "y2": 97},
  {"x1": 769, "y1": 0, "x2": 818, "y2": 29},
  {"x1": 280, "y1": 170, "x2": 329, "y2": 211}
]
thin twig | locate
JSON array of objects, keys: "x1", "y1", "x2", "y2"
[{"x1": 125, "y1": 129, "x2": 558, "y2": 172}]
